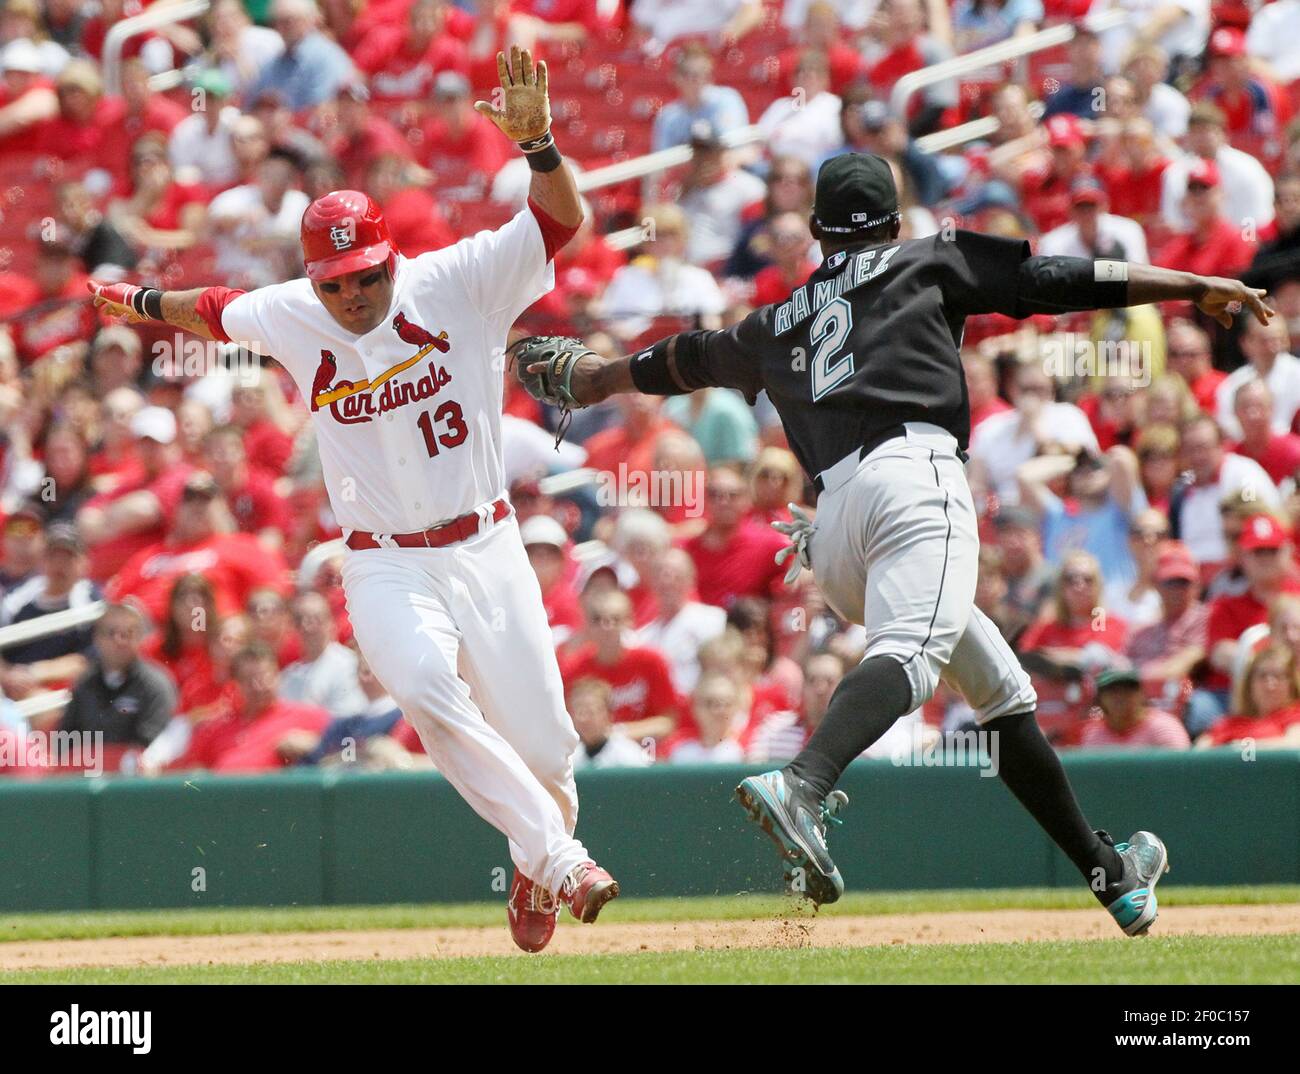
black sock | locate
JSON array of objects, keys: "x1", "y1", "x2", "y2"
[
  {"x1": 787, "y1": 655, "x2": 913, "y2": 800},
  {"x1": 991, "y1": 711, "x2": 1124, "y2": 895}
]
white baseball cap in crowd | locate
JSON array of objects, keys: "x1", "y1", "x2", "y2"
[
  {"x1": 2, "y1": 39, "x2": 44, "y2": 74},
  {"x1": 130, "y1": 406, "x2": 177, "y2": 445},
  {"x1": 519, "y1": 515, "x2": 568, "y2": 549}
]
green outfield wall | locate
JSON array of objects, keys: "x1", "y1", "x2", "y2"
[{"x1": 0, "y1": 750, "x2": 1296, "y2": 911}]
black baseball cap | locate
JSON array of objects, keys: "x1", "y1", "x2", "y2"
[{"x1": 813, "y1": 153, "x2": 899, "y2": 235}]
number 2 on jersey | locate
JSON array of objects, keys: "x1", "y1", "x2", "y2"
[
  {"x1": 810, "y1": 296, "x2": 854, "y2": 401},
  {"x1": 416, "y1": 400, "x2": 468, "y2": 457}
]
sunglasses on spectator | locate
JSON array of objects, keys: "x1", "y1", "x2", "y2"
[
  {"x1": 707, "y1": 487, "x2": 744, "y2": 500},
  {"x1": 1130, "y1": 527, "x2": 1169, "y2": 542},
  {"x1": 1062, "y1": 571, "x2": 1096, "y2": 585}
]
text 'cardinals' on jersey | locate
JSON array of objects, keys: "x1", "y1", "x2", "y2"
[{"x1": 220, "y1": 208, "x2": 554, "y2": 534}]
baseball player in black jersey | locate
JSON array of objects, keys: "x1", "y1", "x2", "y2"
[{"x1": 515, "y1": 153, "x2": 1274, "y2": 936}]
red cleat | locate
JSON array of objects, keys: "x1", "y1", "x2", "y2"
[
  {"x1": 507, "y1": 868, "x2": 559, "y2": 953},
  {"x1": 559, "y1": 861, "x2": 620, "y2": 923}
]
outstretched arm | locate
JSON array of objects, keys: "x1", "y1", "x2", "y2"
[
  {"x1": 1016, "y1": 257, "x2": 1275, "y2": 328},
  {"x1": 475, "y1": 46, "x2": 583, "y2": 230},
  {"x1": 87, "y1": 282, "x2": 234, "y2": 342}
]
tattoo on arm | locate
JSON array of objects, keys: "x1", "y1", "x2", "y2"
[{"x1": 160, "y1": 289, "x2": 218, "y2": 341}]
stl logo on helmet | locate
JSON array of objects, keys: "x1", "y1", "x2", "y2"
[{"x1": 328, "y1": 225, "x2": 354, "y2": 251}]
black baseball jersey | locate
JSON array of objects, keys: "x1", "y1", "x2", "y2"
[{"x1": 640, "y1": 229, "x2": 1032, "y2": 481}]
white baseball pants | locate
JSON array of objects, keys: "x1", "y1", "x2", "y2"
[
  {"x1": 810, "y1": 422, "x2": 1037, "y2": 723},
  {"x1": 341, "y1": 513, "x2": 588, "y2": 896}
]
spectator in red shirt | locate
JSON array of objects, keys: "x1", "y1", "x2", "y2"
[
  {"x1": 1019, "y1": 114, "x2": 1092, "y2": 234},
  {"x1": 777, "y1": 2, "x2": 863, "y2": 95},
  {"x1": 353, "y1": 0, "x2": 469, "y2": 102},
  {"x1": 114, "y1": 57, "x2": 187, "y2": 169},
  {"x1": 107, "y1": 133, "x2": 207, "y2": 256},
  {"x1": 326, "y1": 81, "x2": 415, "y2": 190},
  {"x1": 173, "y1": 642, "x2": 330, "y2": 772},
  {"x1": 1201, "y1": 643, "x2": 1300, "y2": 747},
  {"x1": 1227, "y1": 378, "x2": 1300, "y2": 486},
  {"x1": 37, "y1": 59, "x2": 129, "y2": 176},
  {"x1": 682, "y1": 464, "x2": 788, "y2": 609},
  {"x1": 750, "y1": 212, "x2": 818, "y2": 306},
  {"x1": 77, "y1": 405, "x2": 195, "y2": 582},
  {"x1": 246, "y1": 586, "x2": 302, "y2": 668},
  {"x1": 419, "y1": 70, "x2": 510, "y2": 181},
  {"x1": 1164, "y1": 319, "x2": 1226, "y2": 413},
  {"x1": 367, "y1": 153, "x2": 455, "y2": 256},
  {"x1": 141, "y1": 572, "x2": 220, "y2": 698},
  {"x1": 7, "y1": 239, "x2": 96, "y2": 364},
  {"x1": 865, "y1": 0, "x2": 958, "y2": 137},
  {"x1": 1196, "y1": 513, "x2": 1300, "y2": 734},
  {"x1": 520, "y1": 513, "x2": 582, "y2": 646},
  {"x1": 1191, "y1": 27, "x2": 1283, "y2": 168},
  {"x1": 230, "y1": 378, "x2": 296, "y2": 478},
  {"x1": 1153, "y1": 158, "x2": 1256, "y2": 279},
  {"x1": 1078, "y1": 665, "x2": 1191, "y2": 749},
  {"x1": 559, "y1": 588, "x2": 679, "y2": 741},
  {"x1": 1018, "y1": 551, "x2": 1130, "y2": 743},
  {"x1": 0, "y1": 39, "x2": 58, "y2": 157},
  {"x1": 582, "y1": 393, "x2": 679, "y2": 486},
  {"x1": 203, "y1": 424, "x2": 290, "y2": 550},
  {"x1": 107, "y1": 471, "x2": 289, "y2": 624}
]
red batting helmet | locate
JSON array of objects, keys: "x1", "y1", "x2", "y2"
[{"x1": 300, "y1": 190, "x2": 398, "y2": 281}]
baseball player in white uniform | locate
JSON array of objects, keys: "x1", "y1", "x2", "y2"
[{"x1": 90, "y1": 48, "x2": 618, "y2": 954}]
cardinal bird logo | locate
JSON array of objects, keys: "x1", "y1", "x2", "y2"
[
  {"x1": 393, "y1": 312, "x2": 450, "y2": 352},
  {"x1": 310, "y1": 350, "x2": 337, "y2": 411}
]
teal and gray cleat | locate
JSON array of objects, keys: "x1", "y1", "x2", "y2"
[
  {"x1": 1098, "y1": 829, "x2": 1170, "y2": 936},
  {"x1": 735, "y1": 769, "x2": 848, "y2": 907}
]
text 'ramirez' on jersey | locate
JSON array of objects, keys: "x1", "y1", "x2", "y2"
[{"x1": 651, "y1": 229, "x2": 1032, "y2": 481}]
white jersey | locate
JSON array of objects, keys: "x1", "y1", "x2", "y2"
[{"x1": 221, "y1": 207, "x2": 554, "y2": 534}]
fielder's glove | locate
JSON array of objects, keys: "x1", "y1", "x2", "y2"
[
  {"x1": 772, "y1": 503, "x2": 816, "y2": 585},
  {"x1": 509, "y1": 334, "x2": 594, "y2": 446}
]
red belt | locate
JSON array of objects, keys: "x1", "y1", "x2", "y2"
[{"x1": 346, "y1": 498, "x2": 511, "y2": 551}]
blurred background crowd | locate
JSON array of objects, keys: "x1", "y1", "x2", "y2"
[{"x1": 4, "y1": 0, "x2": 1300, "y2": 776}]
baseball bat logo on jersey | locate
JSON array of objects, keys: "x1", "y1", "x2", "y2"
[{"x1": 310, "y1": 313, "x2": 454, "y2": 423}]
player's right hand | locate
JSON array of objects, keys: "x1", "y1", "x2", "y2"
[
  {"x1": 87, "y1": 279, "x2": 147, "y2": 323},
  {"x1": 1194, "y1": 277, "x2": 1274, "y2": 329},
  {"x1": 773, "y1": 504, "x2": 816, "y2": 586}
]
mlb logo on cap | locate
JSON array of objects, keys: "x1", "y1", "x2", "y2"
[{"x1": 851, "y1": 211, "x2": 869, "y2": 223}]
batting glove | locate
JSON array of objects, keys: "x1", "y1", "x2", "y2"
[
  {"x1": 87, "y1": 280, "x2": 147, "y2": 323},
  {"x1": 772, "y1": 503, "x2": 816, "y2": 586}
]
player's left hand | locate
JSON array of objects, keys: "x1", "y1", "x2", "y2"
[
  {"x1": 773, "y1": 504, "x2": 816, "y2": 585},
  {"x1": 1195, "y1": 276, "x2": 1275, "y2": 329},
  {"x1": 474, "y1": 45, "x2": 551, "y2": 143}
]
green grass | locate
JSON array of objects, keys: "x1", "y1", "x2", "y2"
[
  {"x1": 5, "y1": 934, "x2": 1297, "y2": 985},
  {"x1": 4, "y1": 885, "x2": 1299, "y2": 944}
]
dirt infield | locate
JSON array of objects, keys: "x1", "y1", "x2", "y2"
[{"x1": 2, "y1": 904, "x2": 1298, "y2": 971}]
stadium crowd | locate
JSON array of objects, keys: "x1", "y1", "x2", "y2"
[{"x1": 3, "y1": 0, "x2": 1300, "y2": 776}]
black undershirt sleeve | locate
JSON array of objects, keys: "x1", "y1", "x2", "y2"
[
  {"x1": 940, "y1": 230, "x2": 1130, "y2": 319},
  {"x1": 628, "y1": 310, "x2": 769, "y2": 402}
]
